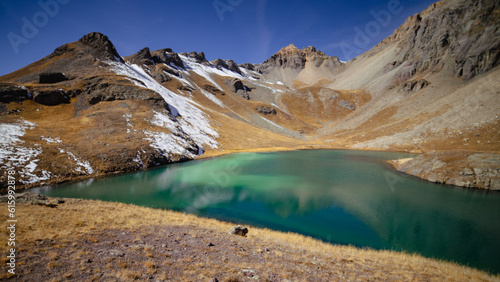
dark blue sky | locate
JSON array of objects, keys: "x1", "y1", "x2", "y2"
[{"x1": 0, "y1": 0, "x2": 437, "y2": 76}]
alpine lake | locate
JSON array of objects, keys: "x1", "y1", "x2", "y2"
[{"x1": 35, "y1": 150, "x2": 500, "y2": 274}]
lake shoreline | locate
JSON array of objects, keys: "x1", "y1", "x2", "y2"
[
  {"x1": 2, "y1": 194, "x2": 498, "y2": 281},
  {"x1": 8, "y1": 143, "x2": 499, "y2": 193}
]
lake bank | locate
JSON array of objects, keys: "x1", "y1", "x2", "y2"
[
  {"x1": 9, "y1": 140, "x2": 498, "y2": 192},
  {"x1": 2, "y1": 195, "x2": 498, "y2": 281}
]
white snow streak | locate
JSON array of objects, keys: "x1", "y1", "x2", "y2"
[
  {"x1": 41, "y1": 136, "x2": 62, "y2": 144},
  {"x1": 109, "y1": 61, "x2": 219, "y2": 154},
  {"x1": 123, "y1": 113, "x2": 136, "y2": 133},
  {"x1": 200, "y1": 89, "x2": 224, "y2": 107},
  {"x1": 0, "y1": 120, "x2": 52, "y2": 184},
  {"x1": 66, "y1": 151, "x2": 94, "y2": 174},
  {"x1": 144, "y1": 110, "x2": 197, "y2": 158}
]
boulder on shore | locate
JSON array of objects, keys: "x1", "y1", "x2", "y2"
[{"x1": 228, "y1": 225, "x2": 248, "y2": 236}]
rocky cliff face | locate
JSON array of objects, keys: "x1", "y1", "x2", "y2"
[{"x1": 381, "y1": 0, "x2": 500, "y2": 81}]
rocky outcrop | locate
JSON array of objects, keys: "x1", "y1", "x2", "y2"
[
  {"x1": 0, "y1": 84, "x2": 30, "y2": 103},
  {"x1": 127, "y1": 47, "x2": 154, "y2": 66},
  {"x1": 177, "y1": 85, "x2": 195, "y2": 92},
  {"x1": 228, "y1": 225, "x2": 248, "y2": 236},
  {"x1": 391, "y1": 151, "x2": 500, "y2": 190},
  {"x1": 152, "y1": 71, "x2": 171, "y2": 83},
  {"x1": 337, "y1": 99, "x2": 356, "y2": 111},
  {"x1": 78, "y1": 32, "x2": 124, "y2": 62},
  {"x1": 402, "y1": 79, "x2": 429, "y2": 95},
  {"x1": 150, "y1": 48, "x2": 184, "y2": 68},
  {"x1": 39, "y1": 73, "x2": 68, "y2": 84},
  {"x1": 224, "y1": 78, "x2": 244, "y2": 92},
  {"x1": 180, "y1": 51, "x2": 207, "y2": 64},
  {"x1": 46, "y1": 43, "x2": 75, "y2": 59},
  {"x1": 126, "y1": 47, "x2": 186, "y2": 69},
  {"x1": 203, "y1": 84, "x2": 224, "y2": 96},
  {"x1": 79, "y1": 76, "x2": 166, "y2": 107},
  {"x1": 211, "y1": 59, "x2": 242, "y2": 75},
  {"x1": 224, "y1": 78, "x2": 249, "y2": 100},
  {"x1": 256, "y1": 106, "x2": 276, "y2": 115},
  {"x1": 386, "y1": 0, "x2": 500, "y2": 80},
  {"x1": 239, "y1": 63, "x2": 255, "y2": 71},
  {"x1": 32, "y1": 89, "x2": 70, "y2": 105}
]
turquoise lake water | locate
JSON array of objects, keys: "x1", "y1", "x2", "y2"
[{"x1": 35, "y1": 150, "x2": 500, "y2": 274}]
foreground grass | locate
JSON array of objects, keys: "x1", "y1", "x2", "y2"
[{"x1": 1, "y1": 198, "x2": 498, "y2": 281}]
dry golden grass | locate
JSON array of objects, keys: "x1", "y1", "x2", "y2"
[
  {"x1": 1, "y1": 199, "x2": 498, "y2": 281},
  {"x1": 117, "y1": 269, "x2": 142, "y2": 280}
]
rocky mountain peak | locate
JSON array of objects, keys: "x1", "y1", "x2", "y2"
[
  {"x1": 277, "y1": 44, "x2": 325, "y2": 58},
  {"x1": 257, "y1": 43, "x2": 339, "y2": 76},
  {"x1": 78, "y1": 32, "x2": 123, "y2": 62},
  {"x1": 127, "y1": 47, "x2": 153, "y2": 65},
  {"x1": 303, "y1": 46, "x2": 317, "y2": 54},
  {"x1": 279, "y1": 43, "x2": 300, "y2": 53}
]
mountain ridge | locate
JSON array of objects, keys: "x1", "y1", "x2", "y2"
[{"x1": 0, "y1": 0, "x2": 498, "y2": 190}]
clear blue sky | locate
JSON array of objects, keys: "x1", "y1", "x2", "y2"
[{"x1": 0, "y1": 0, "x2": 437, "y2": 76}]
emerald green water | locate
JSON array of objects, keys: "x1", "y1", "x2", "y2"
[{"x1": 36, "y1": 150, "x2": 500, "y2": 274}]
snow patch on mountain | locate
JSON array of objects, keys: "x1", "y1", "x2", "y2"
[
  {"x1": 179, "y1": 54, "x2": 243, "y2": 80},
  {"x1": 60, "y1": 149, "x2": 95, "y2": 174},
  {"x1": 200, "y1": 88, "x2": 224, "y2": 107},
  {"x1": 109, "y1": 61, "x2": 219, "y2": 153},
  {"x1": 41, "y1": 136, "x2": 62, "y2": 144},
  {"x1": 0, "y1": 120, "x2": 52, "y2": 184},
  {"x1": 145, "y1": 110, "x2": 198, "y2": 158},
  {"x1": 123, "y1": 113, "x2": 136, "y2": 133}
]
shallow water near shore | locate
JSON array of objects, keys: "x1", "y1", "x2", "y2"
[{"x1": 35, "y1": 150, "x2": 500, "y2": 274}]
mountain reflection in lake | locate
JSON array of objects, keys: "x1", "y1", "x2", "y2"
[{"x1": 35, "y1": 150, "x2": 500, "y2": 274}]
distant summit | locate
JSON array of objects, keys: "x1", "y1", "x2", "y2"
[{"x1": 255, "y1": 44, "x2": 343, "y2": 85}]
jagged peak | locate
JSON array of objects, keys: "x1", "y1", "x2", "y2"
[
  {"x1": 137, "y1": 47, "x2": 151, "y2": 54},
  {"x1": 303, "y1": 46, "x2": 317, "y2": 53},
  {"x1": 78, "y1": 32, "x2": 113, "y2": 46},
  {"x1": 126, "y1": 47, "x2": 153, "y2": 65},
  {"x1": 210, "y1": 58, "x2": 242, "y2": 75},
  {"x1": 78, "y1": 32, "x2": 123, "y2": 62},
  {"x1": 276, "y1": 44, "x2": 326, "y2": 57}
]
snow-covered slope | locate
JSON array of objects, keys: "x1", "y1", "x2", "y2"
[{"x1": 109, "y1": 61, "x2": 219, "y2": 153}]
